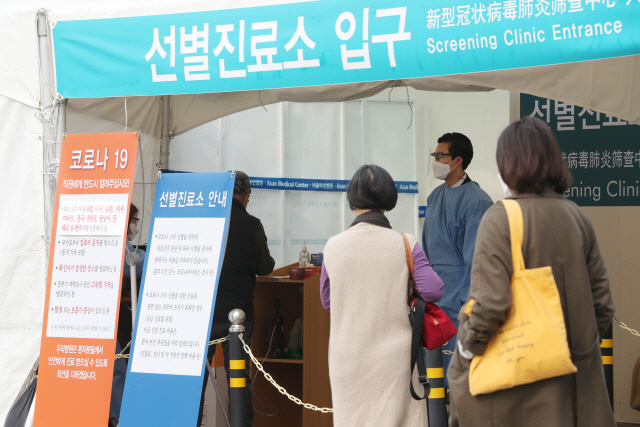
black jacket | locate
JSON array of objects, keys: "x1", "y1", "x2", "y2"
[{"x1": 213, "y1": 197, "x2": 275, "y2": 321}]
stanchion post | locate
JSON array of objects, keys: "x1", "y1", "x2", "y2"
[
  {"x1": 229, "y1": 309, "x2": 247, "y2": 427},
  {"x1": 601, "y1": 325, "x2": 613, "y2": 410},
  {"x1": 426, "y1": 347, "x2": 447, "y2": 427}
]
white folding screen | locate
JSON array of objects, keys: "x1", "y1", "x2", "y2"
[{"x1": 170, "y1": 100, "x2": 418, "y2": 268}]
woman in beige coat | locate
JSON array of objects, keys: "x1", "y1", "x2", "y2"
[
  {"x1": 448, "y1": 117, "x2": 616, "y2": 427},
  {"x1": 321, "y1": 165, "x2": 444, "y2": 426}
]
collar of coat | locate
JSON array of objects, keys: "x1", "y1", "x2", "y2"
[
  {"x1": 507, "y1": 187, "x2": 565, "y2": 199},
  {"x1": 232, "y1": 197, "x2": 246, "y2": 211}
]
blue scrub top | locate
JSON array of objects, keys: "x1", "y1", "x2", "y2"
[{"x1": 422, "y1": 181, "x2": 493, "y2": 321}]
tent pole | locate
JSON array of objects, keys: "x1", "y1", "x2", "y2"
[
  {"x1": 160, "y1": 95, "x2": 171, "y2": 170},
  {"x1": 56, "y1": 100, "x2": 67, "y2": 161},
  {"x1": 38, "y1": 8, "x2": 59, "y2": 266}
]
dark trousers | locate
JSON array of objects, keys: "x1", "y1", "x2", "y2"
[{"x1": 197, "y1": 319, "x2": 254, "y2": 427}]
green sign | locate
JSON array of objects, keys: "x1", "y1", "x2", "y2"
[{"x1": 520, "y1": 94, "x2": 640, "y2": 206}]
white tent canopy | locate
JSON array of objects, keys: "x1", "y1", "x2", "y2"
[{"x1": 1, "y1": 0, "x2": 639, "y2": 421}]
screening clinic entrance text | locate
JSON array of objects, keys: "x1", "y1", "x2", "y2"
[
  {"x1": 426, "y1": 20, "x2": 623, "y2": 54},
  {"x1": 567, "y1": 180, "x2": 640, "y2": 202}
]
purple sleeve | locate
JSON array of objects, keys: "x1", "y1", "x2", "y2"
[
  {"x1": 413, "y1": 243, "x2": 444, "y2": 303},
  {"x1": 320, "y1": 262, "x2": 330, "y2": 311}
]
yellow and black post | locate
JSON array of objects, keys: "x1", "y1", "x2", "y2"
[
  {"x1": 229, "y1": 309, "x2": 247, "y2": 427},
  {"x1": 426, "y1": 347, "x2": 447, "y2": 427},
  {"x1": 601, "y1": 325, "x2": 613, "y2": 409}
]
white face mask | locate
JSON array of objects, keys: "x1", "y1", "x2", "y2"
[
  {"x1": 432, "y1": 158, "x2": 458, "y2": 180},
  {"x1": 497, "y1": 173, "x2": 512, "y2": 197},
  {"x1": 128, "y1": 223, "x2": 139, "y2": 241}
]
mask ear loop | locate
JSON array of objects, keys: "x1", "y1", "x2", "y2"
[{"x1": 451, "y1": 157, "x2": 464, "y2": 180}]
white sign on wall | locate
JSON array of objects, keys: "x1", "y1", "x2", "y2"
[
  {"x1": 130, "y1": 217, "x2": 226, "y2": 376},
  {"x1": 46, "y1": 193, "x2": 129, "y2": 339}
]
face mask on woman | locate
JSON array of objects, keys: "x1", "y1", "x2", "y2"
[
  {"x1": 128, "y1": 223, "x2": 139, "y2": 241},
  {"x1": 432, "y1": 158, "x2": 459, "y2": 180}
]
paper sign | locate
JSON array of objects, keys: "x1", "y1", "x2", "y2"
[
  {"x1": 119, "y1": 172, "x2": 234, "y2": 427},
  {"x1": 47, "y1": 194, "x2": 128, "y2": 339},
  {"x1": 34, "y1": 133, "x2": 138, "y2": 427},
  {"x1": 131, "y1": 217, "x2": 225, "y2": 376}
]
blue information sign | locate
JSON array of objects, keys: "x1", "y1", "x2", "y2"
[
  {"x1": 249, "y1": 176, "x2": 418, "y2": 193},
  {"x1": 119, "y1": 172, "x2": 234, "y2": 427},
  {"x1": 53, "y1": 0, "x2": 640, "y2": 98}
]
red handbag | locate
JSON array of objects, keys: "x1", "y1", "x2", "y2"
[{"x1": 403, "y1": 235, "x2": 457, "y2": 350}]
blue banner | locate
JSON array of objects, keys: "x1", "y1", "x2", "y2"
[
  {"x1": 119, "y1": 172, "x2": 234, "y2": 427},
  {"x1": 418, "y1": 205, "x2": 426, "y2": 218},
  {"x1": 53, "y1": 0, "x2": 640, "y2": 98},
  {"x1": 250, "y1": 176, "x2": 418, "y2": 193}
]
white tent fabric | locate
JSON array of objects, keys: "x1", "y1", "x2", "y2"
[
  {"x1": 0, "y1": 95, "x2": 46, "y2": 422},
  {"x1": 1, "y1": 0, "x2": 639, "y2": 422}
]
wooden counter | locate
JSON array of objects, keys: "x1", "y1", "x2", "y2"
[{"x1": 251, "y1": 264, "x2": 332, "y2": 427}]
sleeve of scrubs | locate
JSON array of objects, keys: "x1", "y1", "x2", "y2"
[
  {"x1": 458, "y1": 204, "x2": 513, "y2": 356},
  {"x1": 459, "y1": 206, "x2": 487, "y2": 309}
]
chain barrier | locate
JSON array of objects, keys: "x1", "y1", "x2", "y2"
[
  {"x1": 114, "y1": 336, "x2": 229, "y2": 359},
  {"x1": 238, "y1": 335, "x2": 333, "y2": 413},
  {"x1": 614, "y1": 318, "x2": 640, "y2": 338},
  {"x1": 115, "y1": 319, "x2": 637, "y2": 361}
]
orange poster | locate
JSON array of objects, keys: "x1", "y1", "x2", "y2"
[{"x1": 34, "y1": 132, "x2": 138, "y2": 427}]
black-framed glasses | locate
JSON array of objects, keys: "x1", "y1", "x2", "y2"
[
  {"x1": 131, "y1": 217, "x2": 139, "y2": 225},
  {"x1": 431, "y1": 152, "x2": 453, "y2": 161}
]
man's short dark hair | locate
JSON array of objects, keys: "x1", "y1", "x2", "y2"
[
  {"x1": 347, "y1": 165, "x2": 397, "y2": 211},
  {"x1": 437, "y1": 132, "x2": 473, "y2": 169},
  {"x1": 497, "y1": 116, "x2": 571, "y2": 195},
  {"x1": 230, "y1": 171, "x2": 251, "y2": 196}
]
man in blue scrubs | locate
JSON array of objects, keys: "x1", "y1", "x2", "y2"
[{"x1": 422, "y1": 132, "x2": 493, "y2": 384}]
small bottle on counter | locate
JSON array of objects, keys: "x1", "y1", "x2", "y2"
[{"x1": 299, "y1": 241, "x2": 310, "y2": 267}]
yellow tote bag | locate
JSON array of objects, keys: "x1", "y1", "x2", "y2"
[{"x1": 467, "y1": 199, "x2": 577, "y2": 396}]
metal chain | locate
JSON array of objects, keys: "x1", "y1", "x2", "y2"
[
  {"x1": 115, "y1": 319, "x2": 638, "y2": 363},
  {"x1": 614, "y1": 318, "x2": 640, "y2": 338},
  {"x1": 238, "y1": 335, "x2": 333, "y2": 413},
  {"x1": 436, "y1": 317, "x2": 640, "y2": 358},
  {"x1": 114, "y1": 336, "x2": 229, "y2": 359}
]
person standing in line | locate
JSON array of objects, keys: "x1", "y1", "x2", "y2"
[
  {"x1": 422, "y1": 133, "x2": 493, "y2": 382},
  {"x1": 111, "y1": 203, "x2": 146, "y2": 426},
  {"x1": 123, "y1": 203, "x2": 145, "y2": 280},
  {"x1": 197, "y1": 171, "x2": 275, "y2": 427},
  {"x1": 448, "y1": 116, "x2": 615, "y2": 427},
  {"x1": 321, "y1": 164, "x2": 444, "y2": 427}
]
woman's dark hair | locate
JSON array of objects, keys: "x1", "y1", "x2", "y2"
[
  {"x1": 438, "y1": 132, "x2": 473, "y2": 169},
  {"x1": 129, "y1": 203, "x2": 138, "y2": 222},
  {"x1": 497, "y1": 116, "x2": 572, "y2": 195},
  {"x1": 347, "y1": 165, "x2": 398, "y2": 211}
]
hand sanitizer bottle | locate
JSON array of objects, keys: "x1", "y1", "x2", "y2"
[{"x1": 299, "y1": 241, "x2": 310, "y2": 267}]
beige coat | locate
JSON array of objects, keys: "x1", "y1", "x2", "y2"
[
  {"x1": 448, "y1": 189, "x2": 615, "y2": 427},
  {"x1": 323, "y1": 223, "x2": 428, "y2": 427}
]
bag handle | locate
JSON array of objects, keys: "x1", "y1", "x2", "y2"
[
  {"x1": 501, "y1": 199, "x2": 525, "y2": 272},
  {"x1": 403, "y1": 234, "x2": 430, "y2": 401}
]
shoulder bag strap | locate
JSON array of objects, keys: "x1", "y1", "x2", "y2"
[
  {"x1": 501, "y1": 199, "x2": 525, "y2": 272},
  {"x1": 501, "y1": 199, "x2": 577, "y2": 410},
  {"x1": 403, "y1": 234, "x2": 415, "y2": 293},
  {"x1": 403, "y1": 234, "x2": 430, "y2": 401}
]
